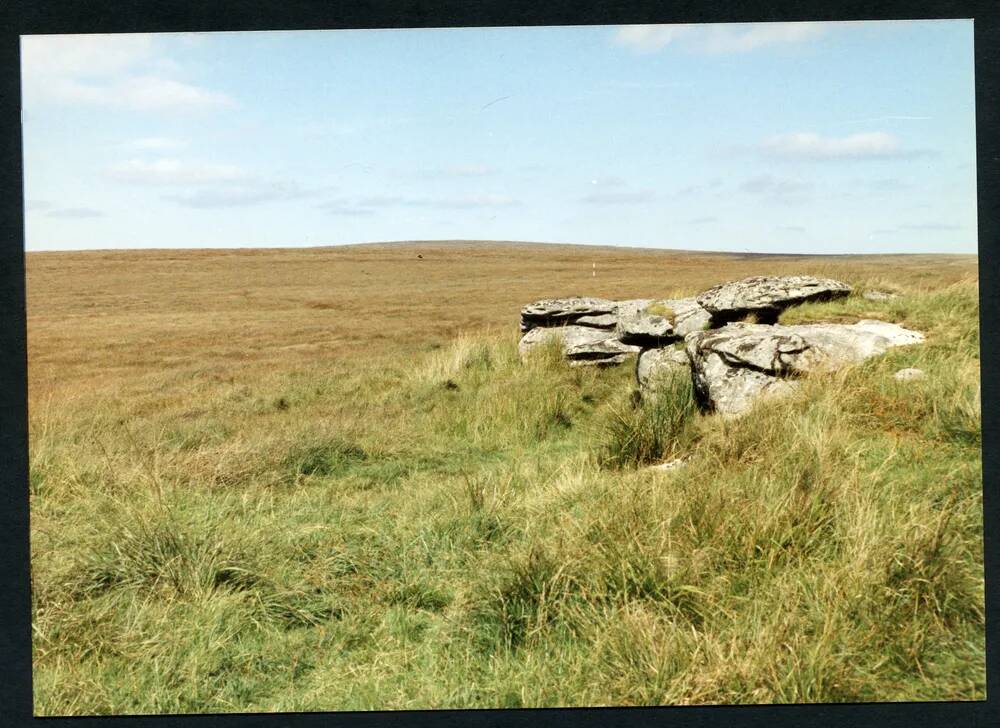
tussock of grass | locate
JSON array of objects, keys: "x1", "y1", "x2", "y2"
[
  {"x1": 598, "y1": 370, "x2": 697, "y2": 468},
  {"x1": 29, "y1": 272, "x2": 983, "y2": 714}
]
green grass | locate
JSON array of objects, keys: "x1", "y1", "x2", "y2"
[{"x1": 30, "y1": 278, "x2": 984, "y2": 714}]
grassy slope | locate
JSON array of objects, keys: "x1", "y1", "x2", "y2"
[{"x1": 28, "y1": 245, "x2": 983, "y2": 713}]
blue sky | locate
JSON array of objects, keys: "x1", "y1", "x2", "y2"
[{"x1": 20, "y1": 20, "x2": 977, "y2": 254}]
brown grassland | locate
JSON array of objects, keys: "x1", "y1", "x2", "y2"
[{"x1": 27, "y1": 242, "x2": 984, "y2": 713}]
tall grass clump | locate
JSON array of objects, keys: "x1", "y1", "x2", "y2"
[{"x1": 598, "y1": 369, "x2": 697, "y2": 468}]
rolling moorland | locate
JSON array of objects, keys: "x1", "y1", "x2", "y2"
[{"x1": 27, "y1": 241, "x2": 983, "y2": 713}]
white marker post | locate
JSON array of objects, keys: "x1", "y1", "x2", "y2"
[{"x1": 592, "y1": 262, "x2": 595, "y2": 278}]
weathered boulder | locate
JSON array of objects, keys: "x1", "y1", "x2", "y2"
[
  {"x1": 566, "y1": 336, "x2": 642, "y2": 366},
  {"x1": 636, "y1": 346, "x2": 690, "y2": 390},
  {"x1": 616, "y1": 297, "x2": 711, "y2": 346},
  {"x1": 518, "y1": 325, "x2": 640, "y2": 367},
  {"x1": 520, "y1": 297, "x2": 618, "y2": 332},
  {"x1": 667, "y1": 298, "x2": 713, "y2": 336},
  {"x1": 616, "y1": 299, "x2": 674, "y2": 346},
  {"x1": 696, "y1": 275, "x2": 852, "y2": 324},
  {"x1": 686, "y1": 319, "x2": 924, "y2": 416}
]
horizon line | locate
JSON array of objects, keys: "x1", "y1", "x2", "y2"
[{"x1": 23, "y1": 239, "x2": 979, "y2": 257}]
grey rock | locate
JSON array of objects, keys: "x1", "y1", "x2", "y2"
[
  {"x1": 615, "y1": 297, "x2": 710, "y2": 345},
  {"x1": 636, "y1": 346, "x2": 690, "y2": 391},
  {"x1": 565, "y1": 335, "x2": 642, "y2": 366},
  {"x1": 520, "y1": 297, "x2": 618, "y2": 331},
  {"x1": 696, "y1": 275, "x2": 852, "y2": 324},
  {"x1": 686, "y1": 319, "x2": 924, "y2": 416},
  {"x1": 894, "y1": 367, "x2": 925, "y2": 381},
  {"x1": 518, "y1": 325, "x2": 640, "y2": 367},
  {"x1": 668, "y1": 298, "x2": 713, "y2": 336},
  {"x1": 574, "y1": 313, "x2": 619, "y2": 328},
  {"x1": 616, "y1": 299, "x2": 674, "y2": 345}
]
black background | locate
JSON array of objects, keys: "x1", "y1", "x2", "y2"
[{"x1": 1, "y1": 2, "x2": 996, "y2": 726}]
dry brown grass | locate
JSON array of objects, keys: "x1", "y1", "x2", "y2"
[{"x1": 26, "y1": 240, "x2": 976, "y2": 403}]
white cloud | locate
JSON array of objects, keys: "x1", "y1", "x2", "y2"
[
  {"x1": 614, "y1": 22, "x2": 827, "y2": 54},
  {"x1": 106, "y1": 157, "x2": 316, "y2": 207},
  {"x1": 21, "y1": 33, "x2": 234, "y2": 112},
  {"x1": 702, "y1": 22, "x2": 827, "y2": 53},
  {"x1": 164, "y1": 182, "x2": 312, "y2": 208},
  {"x1": 113, "y1": 76, "x2": 233, "y2": 111},
  {"x1": 613, "y1": 25, "x2": 689, "y2": 52},
  {"x1": 41, "y1": 75, "x2": 234, "y2": 112},
  {"x1": 123, "y1": 137, "x2": 187, "y2": 151},
  {"x1": 21, "y1": 34, "x2": 154, "y2": 79},
  {"x1": 761, "y1": 131, "x2": 931, "y2": 160},
  {"x1": 106, "y1": 158, "x2": 249, "y2": 185}
]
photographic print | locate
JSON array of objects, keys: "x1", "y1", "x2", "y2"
[{"x1": 22, "y1": 20, "x2": 983, "y2": 715}]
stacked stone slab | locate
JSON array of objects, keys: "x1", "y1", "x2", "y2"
[
  {"x1": 519, "y1": 297, "x2": 618, "y2": 333},
  {"x1": 518, "y1": 296, "x2": 711, "y2": 367},
  {"x1": 696, "y1": 275, "x2": 853, "y2": 325},
  {"x1": 518, "y1": 275, "x2": 926, "y2": 415}
]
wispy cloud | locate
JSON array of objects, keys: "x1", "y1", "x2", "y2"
[
  {"x1": 21, "y1": 34, "x2": 234, "y2": 112},
  {"x1": 25, "y1": 199, "x2": 104, "y2": 218},
  {"x1": 739, "y1": 174, "x2": 812, "y2": 197},
  {"x1": 389, "y1": 194, "x2": 519, "y2": 209},
  {"x1": 761, "y1": 131, "x2": 932, "y2": 161},
  {"x1": 122, "y1": 137, "x2": 188, "y2": 151},
  {"x1": 899, "y1": 222, "x2": 963, "y2": 231},
  {"x1": 21, "y1": 34, "x2": 155, "y2": 77},
  {"x1": 580, "y1": 190, "x2": 656, "y2": 205},
  {"x1": 106, "y1": 158, "x2": 249, "y2": 186},
  {"x1": 317, "y1": 200, "x2": 377, "y2": 216},
  {"x1": 44, "y1": 76, "x2": 234, "y2": 112},
  {"x1": 614, "y1": 22, "x2": 827, "y2": 54},
  {"x1": 106, "y1": 157, "x2": 316, "y2": 208},
  {"x1": 868, "y1": 222, "x2": 963, "y2": 237},
  {"x1": 44, "y1": 207, "x2": 104, "y2": 219},
  {"x1": 676, "y1": 178, "x2": 725, "y2": 196},
  {"x1": 588, "y1": 176, "x2": 628, "y2": 188},
  {"x1": 164, "y1": 182, "x2": 313, "y2": 208},
  {"x1": 320, "y1": 193, "x2": 520, "y2": 215},
  {"x1": 420, "y1": 164, "x2": 497, "y2": 178}
]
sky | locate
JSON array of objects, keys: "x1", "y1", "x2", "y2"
[{"x1": 20, "y1": 20, "x2": 978, "y2": 254}]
